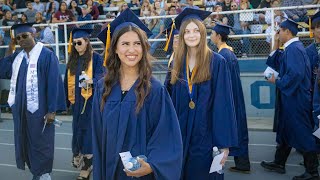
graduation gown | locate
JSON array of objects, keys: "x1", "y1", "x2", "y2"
[
  {"x1": 91, "y1": 77, "x2": 183, "y2": 180},
  {"x1": 306, "y1": 43, "x2": 320, "y2": 93},
  {"x1": 275, "y1": 41, "x2": 319, "y2": 152},
  {"x1": 64, "y1": 52, "x2": 104, "y2": 155},
  {"x1": 266, "y1": 49, "x2": 283, "y2": 132},
  {"x1": 0, "y1": 47, "x2": 66, "y2": 176},
  {"x1": 219, "y1": 48, "x2": 248, "y2": 157},
  {"x1": 165, "y1": 53, "x2": 238, "y2": 180}
]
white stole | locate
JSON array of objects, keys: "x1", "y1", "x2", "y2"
[{"x1": 7, "y1": 42, "x2": 44, "y2": 113}]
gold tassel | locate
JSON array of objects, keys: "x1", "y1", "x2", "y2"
[
  {"x1": 309, "y1": 17, "x2": 314, "y2": 38},
  {"x1": 104, "y1": 23, "x2": 111, "y2": 67},
  {"x1": 10, "y1": 30, "x2": 15, "y2": 51},
  {"x1": 68, "y1": 32, "x2": 72, "y2": 54},
  {"x1": 164, "y1": 19, "x2": 175, "y2": 52},
  {"x1": 80, "y1": 83, "x2": 89, "y2": 114}
]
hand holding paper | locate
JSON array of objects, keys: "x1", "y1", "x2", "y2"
[
  {"x1": 209, "y1": 151, "x2": 225, "y2": 174},
  {"x1": 264, "y1": 67, "x2": 279, "y2": 80}
]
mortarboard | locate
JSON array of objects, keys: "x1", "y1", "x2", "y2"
[
  {"x1": 11, "y1": 23, "x2": 36, "y2": 51},
  {"x1": 68, "y1": 28, "x2": 93, "y2": 54},
  {"x1": 212, "y1": 23, "x2": 233, "y2": 36},
  {"x1": 279, "y1": 19, "x2": 300, "y2": 36},
  {"x1": 163, "y1": 8, "x2": 211, "y2": 52},
  {"x1": 97, "y1": 8, "x2": 152, "y2": 66}
]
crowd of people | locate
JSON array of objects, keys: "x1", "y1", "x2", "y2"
[
  {"x1": 0, "y1": 0, "x2": 319, "y2": 59},
  {"x1": 0, "y1": 1, "x2": 320, "y2": 180}
]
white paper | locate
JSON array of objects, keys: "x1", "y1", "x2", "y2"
[
  {"x1": 313, "y1": 127, "x2": 320, "y2": 139},
  {"x1": 79, "y1": 73, "x2": 90, "y2": 88},
  {"x1": 119, "y1": 151, "x2": 133, "y2": 169},
  {"x1": 209, "y1": 152, "x2": 225, "y2": 174},
  {"x1": 264, "y1": 67, "x2": 279, "y2": 80}
]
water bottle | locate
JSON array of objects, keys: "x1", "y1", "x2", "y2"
[
  {"x1": 125, "y1": 155, "x2": 147, "y2": 171},
  {"x1": 53, "y1": 119, "x2": 63, "y2": 127},
  {"x1": 212, "y1": 147, "x2": 223, "y2": 174}
]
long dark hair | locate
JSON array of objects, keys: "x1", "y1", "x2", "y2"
[
  {"x1": 67, "y1": 37, "x2": 93, "y2": 75},
  {"x1": 100, "y1": 25, "x2": 153, "y2": 113}
]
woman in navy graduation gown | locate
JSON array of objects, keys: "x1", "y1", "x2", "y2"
[
  {"x1": 92, "y1": 9, "x2": 183, "y2": 180},
  {"x1": 64, "y1": 28, "x2": 105, "y2": 180},
  {"x1": 165, "y1": 8, "x2": 238, "y2": 180}
]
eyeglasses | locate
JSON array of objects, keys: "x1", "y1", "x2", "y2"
[
  {"x1": 16, "y1": 33, "x2": 30, "y2": 41},
  {"x1": 73, "y1": 41, "x2": 82, "y2": 46},
  {"x1": 231, "y1": 5, "x2": 237, "y2": 7}
]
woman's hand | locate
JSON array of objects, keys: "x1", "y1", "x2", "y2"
[
  {"x1": 220, "y1": 148, "x2": 229, "y2": 166},
  {"x1": 124, "y1": 159, "x2": 153, "y2": 178}
]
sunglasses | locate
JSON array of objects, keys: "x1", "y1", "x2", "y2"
[
  {"x1": 16, "y1": 33, "x2": 30, "y2": 41},
  {"x1": 73, "y1": 41, "x2": 83, "y2": 46}
]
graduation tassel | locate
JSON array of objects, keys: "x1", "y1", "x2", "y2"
[
  {"x1": 10, "y1": 30, "x2": 16, "y2": 52},
  {"x1": 104, "y1": 23, "x2": 111, "y2": 67},
  {"x1": 68, "y1": 32, "x2": 72, "y2": 54},
  {"x1": 80, "y1": 83, "x2": 89, "y2": 114},
  {"x1": 309, "y1": 17, "x2": 314, "y2": 38},
  {"x1": 164, "y1": 19, "x2": 175, "y2": 52}
]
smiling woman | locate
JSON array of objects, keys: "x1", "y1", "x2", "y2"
[{"x1": 93, "y1": 8, "x2": 183, "y2": 180}]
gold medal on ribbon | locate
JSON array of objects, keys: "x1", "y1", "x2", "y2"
[{"x1": 189, "y1": 100, "x2": 195, "y2": 109}]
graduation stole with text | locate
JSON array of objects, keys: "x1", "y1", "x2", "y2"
[{"x1": 67, "y1": 55, "x2": 93, "y2": 113}]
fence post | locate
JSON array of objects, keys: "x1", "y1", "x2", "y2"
[
  {"x1": 271, "y1": 9, "x2": 275, "y2": 52},
  {"x1": 64, "y1": 24, "x2": 68, "y2": 63},
  {"x1": 53, "y1": 24, "x2": 60, "y2": 60}
]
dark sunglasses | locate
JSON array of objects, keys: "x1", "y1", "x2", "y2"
[
  {"x1": 16, "y1": 33, "x2": 30, "y2": 41},
  {"x1": 73, "y1": 41, "x2": 82, "y2": 46}
]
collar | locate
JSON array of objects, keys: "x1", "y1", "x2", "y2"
[
  {"x1": 284, "y1": 37, "x2": 299, "y2": 49},
  {"x1": 218, "y1": 43, "x2": 233, "y2": 52}
]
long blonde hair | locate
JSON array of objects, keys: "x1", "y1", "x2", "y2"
[{"x1": 171, "y1": 18, "x2": 212, "y2": 84}]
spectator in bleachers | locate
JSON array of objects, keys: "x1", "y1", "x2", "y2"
[
  {"x1": 69, "y1": 0, "x2": 82, "y2": 19},
  {"x1": 0, "y1": 10, "x2": 14, "y2": 58},
  {"x1": 32, "y1": 0, "x2": 45, "y2": 13},
  {"x1": 265, "y1": 0, "x2": 287, "y2": 45},
  {"x1": 35, "y1": 11, "x2": 45, "y2": 23},
  {"x1": 24, "y1": 1, "x2": 37, "y2": 22},
  {"x1": 239, "y1": 1, "x2": 251, "y2": 57},
  {"x1": 212, "y1": 5, "x2": 228, "y2": 25},
  {"x1": 35, "y1": 24, "x2": 55, "y2": 46},
  {"x1": 77, "y1": 0, "x2": 86, "y2": 5},
  {"x1": 78, "y1": 5, "x2": 93, "y2": 28},
  {"x1": 46, "y1": 0, "x2": 59, "y2": 12},
  {"x1": 257, "y1": 0, "x2": 271, "y2": 8},
  {"x1": 11, "y1": 12, "x2": 19, "y2": 24},
  {"x1": 157, "y1": 0, "x2": 168, "y2": 11},
  {"x1": 61, "y1": 0, "x2": 72, "y2": 6},
  {"x1": 15, "y1": 0, "x2": 26, "y2": 8},
  {"x1": 86, "y1": 0, "x2": 100, "y2": 20},
  {"x1": 46, "y1": 2, "x2": 57, "y2": 21},
  {"x1": 141, "y1": 0, "x2": 152, "y2": 16},
  {"x1": 19, "y1": 13, "x2": 28, "y2": 23},
  {"x1": 240, "y1": 0, "x2": 253, "y2": 9},
  {"x1": 222, "y1": 0, "x2": 231, "y2": 11},
  {"x1": 165, "y1": 5, "x2": 177, "y2": 27},
  {"x1": 170, "y1": 0, "x2": 182, "y2": 13},
  {"x1": 128, "y1": 0, "x2": 141, "y2": 16},
  {"x1": 117, "y1": 2, "x2": 129, "y2": 16},
  {"x1": 52, "y1": 1, "x2": 76, "y2": 59},
  {"x1": 4, "y1": 0, "x2": 14, "y2": 10},
  {"x1": 154, "y1": 0, "x2": 166, "y2": 15},
  {"x1": 183, "y1": 0, "x2": 199, "y2": 9},
  {"x1": 0, "y1": 0, "x2": 11, "y2": 19},
  {"x1": 205, "y1": 0, "x2": 216, "y2": 11},
  {"x1": 282, "y1": 0, "x2": 307, "y2": 22},
  {"x1": 149, "y1": 10, "x2": 165, "y2": 55},
  {"x1": 215, "y1": 0, "x2": 224, "y2": 6}
]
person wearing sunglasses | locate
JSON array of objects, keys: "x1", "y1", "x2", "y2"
[
  {"x1": 0, "y1": 23, "x2": 66, "y2": 180},
  {"x1": 65, "y1": 28, "x2": 104, "y2": 180}
]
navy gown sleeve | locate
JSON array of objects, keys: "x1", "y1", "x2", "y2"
[
  {"x1": 275, "y1": 47, "x2": 305, "y2": 96},
  {"x1": 266, "y1": 49, "x2": 282, "y2": 71},
  {"x1": 92, "y1": 79, "x2": 104, "y2": 180},
  {"x1": 0, "y1": 52, "x2": 19, "y2": 79},
  {"x1": 46, "y1": 51, "x2": 66, "y2": 112},
  {"x1": 212, "y1": 55, "x2": 238, "y2": 149},
  {"x1": 146, "y1": 85, "x2": 183, "y2": 180},
  {"x1": 313, "y1": 76, "x2": 320, "y2": 128}
]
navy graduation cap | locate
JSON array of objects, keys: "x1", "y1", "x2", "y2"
[
  {"x1": 280, "y1": 19, "x2": 300, "y2": 36},
  {"x1": 11, "y1": 23, "x2": 35, "y2": 36},
  {"x1": 163, "y1": 8, "x2": 211, "y2": 52},
  {"x1": 97, "y1": 8, "x2": 153, "y2": 66},
  {"x1": 212, "y1": 23, "x2": 233, "y2": 36},
  {"x1": 72, "y1": 28, "x2": 93, "y2": 39}
]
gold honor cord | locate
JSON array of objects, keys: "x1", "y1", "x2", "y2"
[{"x1": 186, "y1": 56, "x2": 196, "y2": 109}]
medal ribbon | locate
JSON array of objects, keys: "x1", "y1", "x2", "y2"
[{"x1": 185, "y1": 56, "x2": 196, "y2": 101}]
